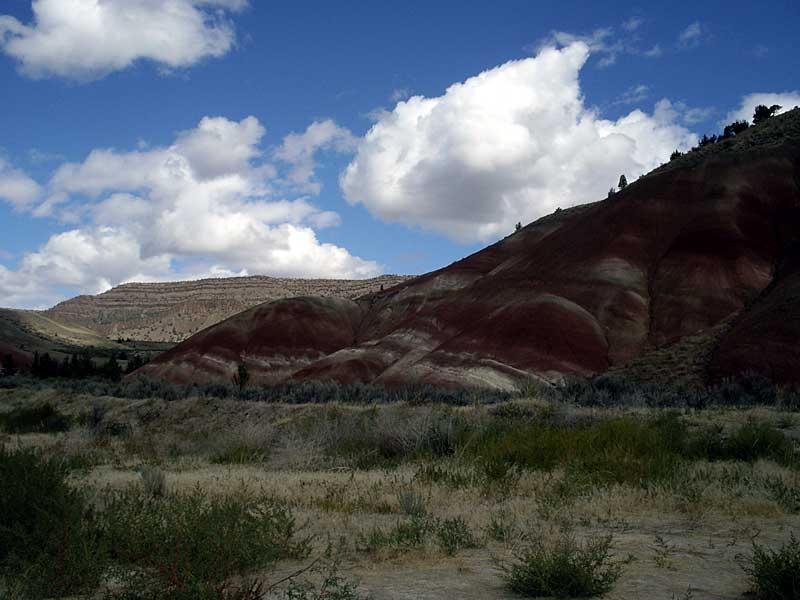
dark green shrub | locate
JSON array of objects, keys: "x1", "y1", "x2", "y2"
[
  {"x1": 689, "y1": 422, "x2": 795, "y2": 466},
  {"x1": 722, "y1": 422, "x2": 793, "y2": 465},
  {"x1": 0, "y1": 447, "x2": 106, "y2": 596},
  {"x1": 499, "y1": 533, "x2": 624, "y2": 597},
  {"x1": 0, "y1": 402, "x2": 71, "y2": 433},
  {"x1": 102, "y1": 488, "x2": 310, "y2": 591},
  {"x1": 436, "y1": 517, "x2": 477, "y2": 556},
  {"x1": 745, "y1": 533, "x2": 800, "y2": 599},
  {"x1": 713, "y1": 372, "x2": 778, "y2": 407}
]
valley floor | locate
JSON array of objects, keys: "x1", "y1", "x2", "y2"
[{"x1": 1, "y1": 386, "x2": 799, "y2": 599}]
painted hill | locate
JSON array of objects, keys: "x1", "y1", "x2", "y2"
[
  {"x1": 138, "y1": 109, "x2": 800, "y2": 389},
  {"x1": 45, "y1": 275, "x2": 409, "y2": 343}
]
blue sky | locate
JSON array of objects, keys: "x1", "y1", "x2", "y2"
[{"x1": 1, "y1": 0, "x2": 798, "y2": 308}]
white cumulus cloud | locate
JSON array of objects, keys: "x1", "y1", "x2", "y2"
[
  {"x1": 1, "y1": 116, "x2": 380, "y2": 308},
  {"x1": 0, "y1": 0, "x2": 247, "y2": 81},
  {"x1": 341, "y1": 42, "x2": 697, "y2": 242},
  {"x1": 723, "y1": 92, "x2": 800, "y2": 124},
  {"x1": 0, "y1": 158, "x2": 41, "y2": 209}
]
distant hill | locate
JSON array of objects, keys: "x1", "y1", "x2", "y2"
[
  {"x1": 45, "y1": 275, "x2": 410, "y2": 343},
  {"x1": 139, "y1": 109, "x2": 800, "y2": 389},
  {"x1": 0, "y1": 308, "x2": 137, "y2": 368}
]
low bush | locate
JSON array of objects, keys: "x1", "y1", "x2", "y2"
[
  {"x1": 436, "y1": 517, "x2": 477, "y2": 556},
  {"x1": 498, "y1": 533, "x2": 624, "y2": 598},
  {"x1": 0, "y1": 402, "x2": 71, "y2": 433},
  {"x1": 0, "y1": 447, "x2": 106, "y2": 597},
  {"x1": 102, "y1": 487, "x2": 311, "y2": 592},
  {"x1": 745, "y1": 533, "x2": 800, "y2": 599}
]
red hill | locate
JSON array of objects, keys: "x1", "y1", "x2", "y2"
[{"x1": 139, "y1": 109, "x2": 800, "y2": 389}]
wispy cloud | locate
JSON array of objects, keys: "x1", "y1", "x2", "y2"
[
  {"x1": 614, "y1": 84, "x2": 650, "y2": 105},
  {"x1": 622, "y1": 17, "x2": 643, "y2": 32},
  {"x1": 678, "y1": 21, "x2": 704, "y2": 49},
  {"x1": 643, "y1": 44, "x2": 663, "y2": 58},
  {"x1": 537, "y1": 20, "x2": 662, "y2": 68},
  {"x1": 28, "y1": 148, "x2": 65, "y2": 164},
  {"x1": 390, "y1": 88, "x2": 411, "y2": 102}
]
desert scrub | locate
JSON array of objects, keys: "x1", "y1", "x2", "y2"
[
  {"x1": 436, "y1": 517, "x2": 478, "y2": 556},
  {"x1": 0, "y1": 402, "x2": 71, "y2": 433},
  {"x1": 498, "y1": 533, "x2": 625, "y2": 598},
  {"x1": 745, "y1": 533, "x2": 800, "y2": 599},
  {"x1": 356, "y1": 514, "x2": 478, "y2": 558},
  {"x1": 280, "y1": 559, "x2": 369, "y2": 600},
  {"x1": 139, "y1": 465, "x2": 166, "y2": 497},
  {"x1": 101, "y1": 487, "x2": 311, "y2": 594},
  {"x1": 0, "y1": 446, "x2": 106, "y2": 597},
  {"x1": 209, "y1": 442, "x2": 269, "y2": 465},
  {"x1": 356, "y1": 514, "x2": 436, "y2": 554}
]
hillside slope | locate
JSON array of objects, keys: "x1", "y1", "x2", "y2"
[
  {"x1": 0, "y1": 308, "x2": 129, "y2": 367},
  {"x1": 139, "y1": 109, "x2": 800, "y2": 389},
  {"x1": 46, "y1": 275, "x2": 409, "y2": 343}
]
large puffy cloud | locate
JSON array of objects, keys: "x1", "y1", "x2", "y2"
[
  {"x1": 341, "y1": 43, "x2": 697, "y2": 242},
  {"x1": 0, "y1": 158, "x2": 41, "y2": 209},
  {"x1": 723, "y1": 92, "x2": 800, "y2": 124},
  {"x1": 0, "y1": 0, "x2": 246, "y2": 80},
  {"x1": 1, "y1": 116, "x2": 379, "y2": 308}
]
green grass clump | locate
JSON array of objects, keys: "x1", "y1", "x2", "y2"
[
  {"x1": 498, "y1": 533, "x2": 624, "y2": 598},
  {"x1": 746, "y1": 533, "x2": 800, "y2": 599},
  {"x1": 689, "y1": 421, "x2": 795, "y2": 466},
  {"x1": 464, "y1": 414, "x2": 687, "y2": 486},
  {"x1": 0, "y1": 402, "x2": 71, "y2": 433},
  {"x1": 461, "y1": 414, "x2": 796, "y2": 487},
  {"x1": 0, "y1": 446, "x2": 106, "y2": 597}
]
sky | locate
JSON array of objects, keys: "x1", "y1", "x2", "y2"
[{"x1": 0, "y1": 0, "x2": 798, "y2": 309}]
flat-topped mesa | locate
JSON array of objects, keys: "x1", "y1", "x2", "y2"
[
  {"x1": 138, "y1": 109, "x2": 800, "y2": 389},
  {"x1": 45, "y1": 275, "x2": 410, "y2": 343}
]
